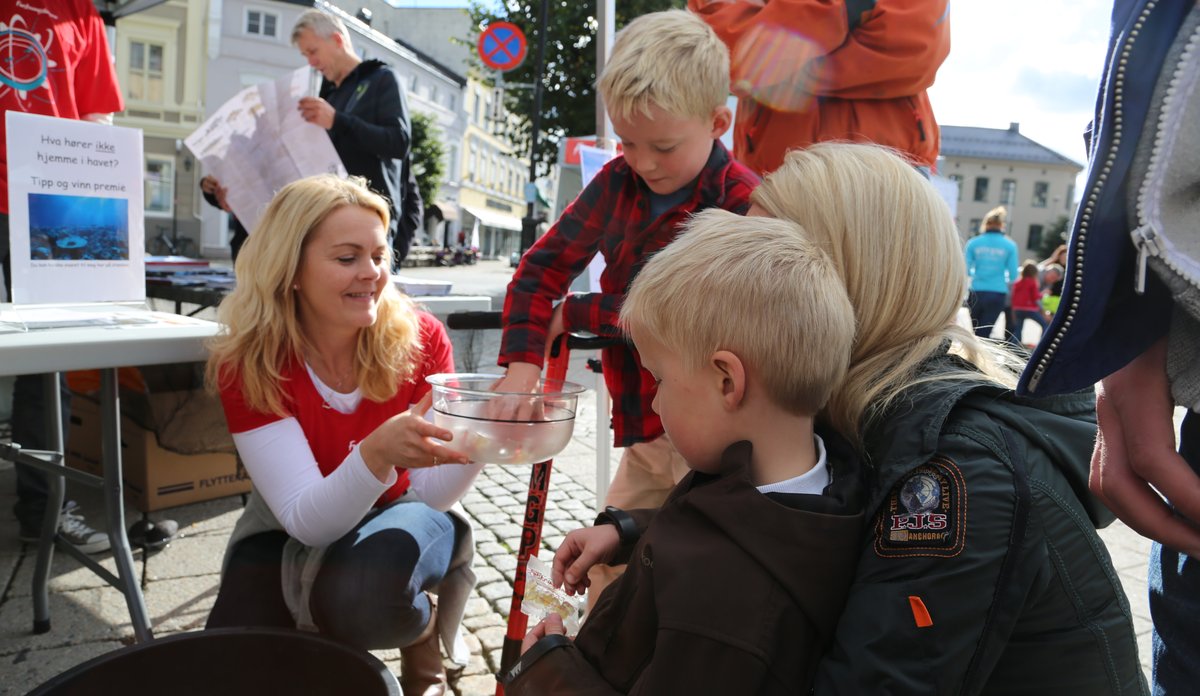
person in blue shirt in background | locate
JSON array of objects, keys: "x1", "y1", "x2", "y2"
[{"x1": 965, "y1": 206, "x2": 1020, "y2": 344}]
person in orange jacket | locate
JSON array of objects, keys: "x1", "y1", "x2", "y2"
[{"x1": 688, "y1": 0, "x2": 950, "y2": 175}]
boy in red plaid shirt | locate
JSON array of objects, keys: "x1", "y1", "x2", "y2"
[{"x1": 495, "y1": 9, "x2": 760, "y2": 606}]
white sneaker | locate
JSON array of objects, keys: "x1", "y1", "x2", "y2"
[{"x1": 58, "y1": 502, "x2": 110, "y2": 554}]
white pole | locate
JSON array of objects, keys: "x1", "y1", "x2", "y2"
[{"x1": 595, "y1": 0, "x2": 614, "y2": 148}]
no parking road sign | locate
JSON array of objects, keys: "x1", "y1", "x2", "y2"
[{"x1": 478, "y1": 22, "x2": 527, "y2": 72}]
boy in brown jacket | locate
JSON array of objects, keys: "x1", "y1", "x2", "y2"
[{"x1": 503, "y1": 210, "x2": 865, "y2": 694}]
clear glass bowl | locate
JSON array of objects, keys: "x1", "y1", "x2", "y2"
[{"x1": 426, "y1": 373, "x2": 586, "y2": 465}]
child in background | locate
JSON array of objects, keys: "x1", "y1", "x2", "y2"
[
  {"x1": 1011, "y1": 261, "x2": 1049, "y2": 347},
  {"x1": 493, "y1": 10, "x2": 760, "y2": 606},
  {"x1": 503, "y1": 210, "x2": 864, "y2": 695}
]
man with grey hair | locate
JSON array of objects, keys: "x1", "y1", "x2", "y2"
[{"x1": 292, "y1": 9, "x2": 415, "y2": 262}]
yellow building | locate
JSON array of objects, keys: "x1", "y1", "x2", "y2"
[
  {"x1": 458, "y1": 78, "x2": 530, "y2": 259},
  {"x1": 113, "y1": 0, "x2": 208, "y2": 255}
]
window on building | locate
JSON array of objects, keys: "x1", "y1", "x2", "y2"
[
  {"x1": 974, "y1": 177, "x2": 989, "y2": 202},
  {"x1": 969, "y1": 218, "x2": 982, "y2": 235},
  {"x1": 467, "y1": 142, "x2": 477, "y2": 180},
  {"x1": 430, "y1": 85, "x2": 439, "y2": 103},
  {"x1": 1065, "y1": 184, "x2": 1075, "y2": 210},
  {"x1": 948, "y1": 174, "x2": 963, "y2": 200},
  {"x1": 446, "y1": 144, "x2": 459, "y2": 183},
  {"x1": 1032, "y1": 181, "x2": 1049, "y2": 208},
  {"x1": 409, "y1": 74, "x2": 419, "y2": 92},
  {"x1": 1000, "y1": 179, "x2": 1017, "y2": 206},
  {"x1": 445, "y1": 92, "x2": 456, "y2": 111},
  {"x1": 145, "y1": 156, "x2": 174, "y2": 217},
  {"x1": 246, "y1": 10, "x2": 278, "y2": 37},
  {"x1": 128, "y1": 40, "x2": 165, "y2": 102},
  {"x1": 472, "y1": 87, "x2": 482, "y2": 123},
  {"x1": 1028, "y1": 224, "x2": 1044, "y2": 250}
]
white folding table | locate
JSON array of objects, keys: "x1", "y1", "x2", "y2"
[{"x1": 0, "y1": 303, "x2": 219, "y2": 643}]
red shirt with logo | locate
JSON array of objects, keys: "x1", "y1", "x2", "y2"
[
  {"x1": 220, "y1": 312, "x2": 454, "y2": 506},
  {"x1": 0, "y1": 0, "x2": 125, "y2": 213}
]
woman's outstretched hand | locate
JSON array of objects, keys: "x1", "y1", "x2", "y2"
[{"x1": 358, "y1": 392, "x2": 469, "y2": 481}]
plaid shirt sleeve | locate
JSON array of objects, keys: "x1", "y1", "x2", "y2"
[{"x1": 499, "y1": 163, "x2": 619, "y2": 368}]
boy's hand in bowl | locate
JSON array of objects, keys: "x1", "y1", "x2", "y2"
[{"x1": 489, "y1": 362, "x2": 544, "y2": 421}]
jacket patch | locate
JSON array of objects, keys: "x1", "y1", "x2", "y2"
[{"x1": 874, "y1": 456, "x2": 966, "y2": 558}]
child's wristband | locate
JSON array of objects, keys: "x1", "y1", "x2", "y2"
[{"x1": 594, "y1": 505, "x2": 639, "y2": 546}]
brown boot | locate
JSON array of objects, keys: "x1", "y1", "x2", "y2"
[{"x1": 400, "y1": 593, "x2": 446, "y2": 696}]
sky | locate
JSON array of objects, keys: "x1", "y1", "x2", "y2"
[
  {"x1": 929, "y1": 0, "x2": 1114, "y2": 174},
  {"x1": 384, "y1": 0, "x2": 1116, "y2": 190}
]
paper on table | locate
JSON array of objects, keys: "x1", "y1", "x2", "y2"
[
  {"x1": 184, "y1": 67, "x2": 346, "y2": 234},
  {"x1": 0, "y1": 306, "x2": 211, "y2": 331},
  {"x1": 0, "y1": 307, "x2": 156, "y2": 330}
]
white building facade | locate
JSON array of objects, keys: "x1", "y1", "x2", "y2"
[
  {"x1": 939, "y1": 123, "x2": 1082, "y2": 253},
  {"x1": 198, "y1": 0, "x2": 467, "y2": 256}
]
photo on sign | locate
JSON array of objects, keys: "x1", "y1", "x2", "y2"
[{"x1": 27, "y1": 193, "x2": 130, "y2": 262}]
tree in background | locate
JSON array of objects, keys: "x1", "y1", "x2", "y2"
[
  {"x1": 1037, "y1": 215, "x2": 1071, "y2": 261},
  {"x1": 410, "y1": 110, "x2": 446, "y2": 210},
  {"x1": 466, "y1": 0, "x2": 684, "y2": 177}
]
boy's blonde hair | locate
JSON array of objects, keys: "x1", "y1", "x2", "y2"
[
  {"x1": 597, "y1": 10, "x2": 729, "y2": 122},
  {"x1": 291, "y1": 9, "x2": 353, "y2": 48},
  {"x1": 751, "y1": 143, "x2": 1023, "y2": 440},
  {"x1": 984, "y1": 206, "x2": 1007, "y2": 229},
  {"x1": 205, "y1": 175, "x2": 421, "y2": 416},
  {"x1": 621, "y1": 209, "x2": 855, "y2": 416}
]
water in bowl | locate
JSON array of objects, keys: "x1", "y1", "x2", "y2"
[{"x1": 433, "y1": 400, "x2": 575, "y2": 465}]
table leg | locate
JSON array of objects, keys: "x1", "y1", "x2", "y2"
[
  {"x1": 100, "y1": 369, "x2": 153, "y2": 642},
  {"x1": 31, "y1": 372, "x2": 65, "y2": 634}
]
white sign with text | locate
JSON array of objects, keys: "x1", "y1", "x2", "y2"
[{"x1": 6, "y1": 112, "x2": 145, "y2": 304}]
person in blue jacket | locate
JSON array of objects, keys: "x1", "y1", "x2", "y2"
[
  {"x1": 1019, "y1": 1, "x2": 1200, "y2": 691},
  {"x1": 964, "y1": 206, "x2": 1020, "y2": 343}
]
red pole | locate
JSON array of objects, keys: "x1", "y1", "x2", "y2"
[{"x1": 495, "y1": 336, "x2": 570, "y2": 694}]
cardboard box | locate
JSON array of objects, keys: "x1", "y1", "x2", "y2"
[{"x1": 66, "y1": 394, "x2": 249, "y2": 512}]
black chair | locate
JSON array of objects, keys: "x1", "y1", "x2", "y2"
[{"x1": 28, "y1": 627, "x2": 401, "y2": 696}]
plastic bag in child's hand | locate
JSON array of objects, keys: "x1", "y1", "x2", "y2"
[{"x1": 522, "y1": 556, "x2": 584, "y2": 636}]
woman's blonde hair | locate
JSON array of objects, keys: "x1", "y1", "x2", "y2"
[
  {"x1": 751, "y1": 143, "x2": 1022, "y2": 440},
  {"x1": 205, "y1": 175, "x2": 422, "y2": 416},
  {"x1": 984, "y1": 206, "x2": 1007, "y2": 229},
  {"x1": 597, "y1": 10, "x2": 729, "y2": 122},
  {"x1": 621, "y1": 209, "x2": 855, "y2": 416}
]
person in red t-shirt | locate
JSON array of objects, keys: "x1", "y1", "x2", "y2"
[
  {"x1": 1011, "y1": 261, "x2": 1050, "y2": 347},
  {"x1": 3, "y1": 0, "x2": 125, "y2": 554},
  {"x1": 204, "y1": 175, "x2": 478, "y2": 695}
]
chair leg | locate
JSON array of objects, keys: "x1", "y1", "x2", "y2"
[{"x1": 400, "y1": 593, "x2": 446, "y2": 696}]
